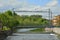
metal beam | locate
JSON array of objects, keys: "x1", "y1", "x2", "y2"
[
  {"x1": 14, "y1": 11, "x2": 48, "y2": 13},
  {"x1": 12, "y1": 8, "x2": 49, "y2": 13}
]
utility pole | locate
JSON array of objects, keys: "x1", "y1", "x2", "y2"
[
  {"x1": 12, "y1": 8, "x2": 15, "y2": 16},
  {"x1": 51, "y1": 11, "x2": 53, "y2": 27},
  {"x1": 49, "y1": 9, "x2": 53, "y2": 27},
  {"x1": 49, "y1": 9, "x2": 51, "y2": 28},
  {"x1": 48, "y1": 9, "x2": 53, "y2": 32}
]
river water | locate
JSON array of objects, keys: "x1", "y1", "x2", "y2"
[
  {"x1": 16, "y1": 28, "x2": 37, "y2": 32},
  {"x1": 6, "y1": 28, "x2": 59, "y2": 40}
]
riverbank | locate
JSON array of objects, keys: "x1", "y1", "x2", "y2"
[
  {"x1": 0, "y1": 31, "x2": 8, "y2": 40},
  {"x1": 30, "y1": 28, "x2": 45, "y2": 32},
  {"x1": 14, "y1": 28, "x2": 55, "y2": 34}
]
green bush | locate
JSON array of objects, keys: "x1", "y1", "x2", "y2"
[{"x1": 2, "y1": 26, "x2": 10, "y2": 31}]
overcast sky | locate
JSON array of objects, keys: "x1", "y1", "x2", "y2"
[{"x1": 0, "y1": 0, "x2": 59, "y2": 19}]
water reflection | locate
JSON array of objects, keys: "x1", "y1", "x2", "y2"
[
  {"x1": 6, "y1": 28, "x2": 59, "y2": 40},
  {"x1": 6, "y1": 34, "x2": 58, "y2": 40}
]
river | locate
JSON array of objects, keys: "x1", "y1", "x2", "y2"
[
  {"x1": 16, "y1": 28, "x2": 37, "y2": 32},
  {"x1": 5, "y1": 28, "x2": 59, "y2": 40}
]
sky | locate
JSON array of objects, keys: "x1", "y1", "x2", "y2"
[{"x1": 0, "y1": 0, "x2": 60, "y2": 19}]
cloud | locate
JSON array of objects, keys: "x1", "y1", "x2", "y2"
[
  {"x1": 17, "y1": 0, "x2": 58, "y2": 11},
  {"x1": 0, "y1": 0, "x2": 59, "y2": 17},
  {"x1": 46, "y1": 0, "x2": 57, "y2": 7},
  {"x1": 0, "y1": 0, "x2": 58, "y2": 10},
  {"x1": 15, "y1": 0, "x2": 58, "y2": 19},
  {"x1": 0, "y1": 3, "x2": 3, "y2": 7},
  {"x1": 0, "y1": 0, "x2": 27, "y2": 8},
  {"x1": 39, "y1": 0, "x2": 58, "y2": 10}
]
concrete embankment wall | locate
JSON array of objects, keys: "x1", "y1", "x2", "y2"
[
  {"x1": 45, "y1": 28, "x2": 60, "y2": 34},
  {"x1": 53, "y1": 28, "x2": 60, "y2": 34}
]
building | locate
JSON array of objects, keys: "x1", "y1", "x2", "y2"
[{"x1": 52, "y1": 15, "x2": 60, "y2": 26}]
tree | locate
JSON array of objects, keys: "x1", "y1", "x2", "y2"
[{"x1": 0, "y1": 10, "x2": 19, "y2": 31}]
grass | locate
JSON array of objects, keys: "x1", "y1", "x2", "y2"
[{"x1": 30, "y1": 28, "x2": 45, "y2": 32}]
